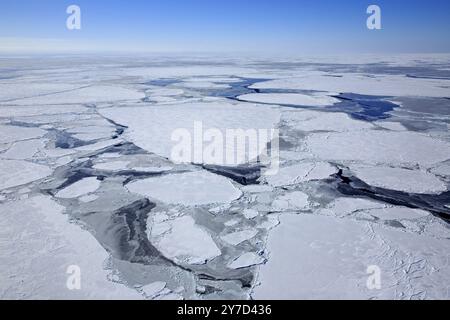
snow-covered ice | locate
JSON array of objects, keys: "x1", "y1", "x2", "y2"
[
  {"x1": 1, "y1": 54, "x2": 449, "y2": 300},
  {"x1": 265, "y1": 162, "x2": 337, "y2": 187},
  {"x1": 350, "y1": 166, "x2": 447, "y2": 194},
  {"x1": 99, "y1": 102, "x2": 280, "y2": 165},
  {"x1": 0, "y1": 160, "x2": 52, "y2": 190},
  {"x1": 272, "y1": 191, "x2": 310, "y2": 211},
  {"x1": 254, "y1": 214, "x2": 450, "y2": 300},
  {"x1": 156, "y1": 216, "x2": 221, "y2": 265},
  {"x1": 0, "y1": 196, "x2": 142, "y2": 299},
  {"x1": 228, "y1": 252, "x2": 266, "y2": 269},
  {"x1": 126, "y1": 171, "x2": 242, "y2": 206},
  {"x1": 221, "y1": 229, "x2": 259, "y2": 246},
  {"x1": 251, "y1": 73, "x2": 450, "y2": 97},
  {"x1": 306, "y1": 131, "x2": 450, "y2": 167},
  {"x1": 238, "y1": 93, "x2": 339, "y2": 106},
  {"x1": 55, "y1": 177, "x2": 101, "y2": 199}
]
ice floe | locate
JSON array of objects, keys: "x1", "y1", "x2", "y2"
[
  {"x1": 0, "y1": 125, "x2": 46, "y2": 144},
  {"x1": 242, "y1": 209, "x2": 259, "y2": 220},
  {"x1": 126, "y1": 171, "x2": 242, "y2": 206},
  {"x1": 227, "y1": 253, "x2": 266, "y2": 269},
  {"x1": 282, "y1": 110, "x2": 374, "y2": 132},
  {"x1": 265, "y1": 162, "x2": 337, "y2": 187},
  {"x1": 141, "y1": 281, "x2": 167, "y2": 299},
  {"x1": 56, "y1": 177, "x2": 101, "y2": 199},
  {"x1": 251, "y1": 73, "x2": 450, "y2": 97},
  {"x1": 367, "y1": 207, "x2": 430, "y2": 220},
  {"x1": 351, "y1": 166, "x2": 447, "y2": 194},
  {"x1": 93, "y1": 160, "x2": 131, "y2": 171},
  {"x1": 0, "y1": 196, "x2": 141, "y2": 299},
  {"x1": 0, "y1": 160, "x2": 52, "y2": 190},
  {"x1": 221, "y1": 229, "x2": 258, "y2": 246},
  {"x1": 155, "y1": 216, "x2": 221, "y2": 265},
  {"x1": 1, "y1": 139, "x2": 46, "y2": 160},
  {"x1": 272, "y1": 192, "x2": 310, "y2": 211},
  {"x1": 306, "y1": 131, "x2": 450, "y2": 167},
  {"x1": 254, "y1": 214, "x2": 450, "y2": 299},
  {"x1": 99, "y1": 102, "x2": 280, "y2": 165},
  {"x1": 238, "y1": 93, "x2": 339, "y2": 106},
  {"x1": 8, "y1": 85, "x2": 145, "y2": 105}
]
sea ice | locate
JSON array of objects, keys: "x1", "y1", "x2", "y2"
[
  {"x1": 99, "y1": 102, "x2": 280, "y2": 165},
  {"x1": 0, "y1": 160, "x2": 52, "y2": 190},
  {"x1": 351, "y1": 166, "x2": 447, "y2": 194},
  {"x1": 93, "y1": 161, "x2": 131, "y2": 171},
  {"x1": 254, "y1": 214, "x2": 450, "y2": 299},
  {"x1": 141, "y1": 281, "x2": 167, "y2": 299},
  {"x1": 1, "y1": 139, "x2": 46, "y2": 160},
  {"x1": 367, "y1": 207, "x2": 430, "y2": 220},
  {"x1": 272, "y1": 192, "x2": 310, "y2": 211},
  {"x1": 238, "y1": 93, "x2": 338, "y2": 106},
  {"x1": 265, "y1": 162, "x2": 337, "y2": 187},
  {"x1": 306, "y1": 131, "x2": 450, "y2": 167},
  {"x1": 227, "y1": 252, "x2": 266, "y2": 269},
  {"x1": 320, "y1": 197, "x2": 387, "y2": 218},
  {"x1": 282, "y1": 110, "x2": 374, "y2": 132},
  {"x1": 9, "y1": 85, "x2": 145, "y2": 105},
  {"x1": 0, "y1": 125, "x2": 46, "y2": 144},
  {"x1": 56, "y1": 177, "x2": 101, "y2": 199},
  {"x1": 220, "y1": 229, "x2": 258, "y2": 246},
  {"x1": 79, "y1": 194, "x2": 99, "y2": 203},
  {"x1": 242, "y1": 209, "x2": 259, "y2": 220},
  {"x1": 431, "y1": 164, "x2": 450, "y2": 177},
  {"x1": 156, "y1": 216, "x2": 221, "y2": 265},
  {"x1": 126, "y1": 171, "x2": 242, "y2": 206},
  {"x1": 251, "y1": 73, "x2": 450, "y2": 97},
  {"x1": 0, "y1": 196, "x2": 141, "y2": 299}
]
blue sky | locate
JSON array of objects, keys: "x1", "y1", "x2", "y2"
[{"x1": 1, "y1": 0, "x2": 449, "y2": 53}]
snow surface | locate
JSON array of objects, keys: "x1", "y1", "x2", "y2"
[
  {"x1": 272, "y1": 192, "x2": 310, "y2": 211},
  {"x1": 265, "y1": 162, "x2": 337, "y2": 187},
  {"x1": 0, "y1": 196, "x2": 142, "y2": 299},
  {"x1": 93, "y1": 161, "x2": 131, "y2": 171},
  {"x1": 0, "y1": 125, "x2": 46, "y2": 144},
  {"x1": 251, "y1": 73, "x2": 450, "y2": 97},
  {"x1": 99, "y1": 102, "x2": 280, "y2": 166},
  {"x1": 2, "y1": 54, "x2": 450, "y2": 300},
  {"x1": 228, "y1": 253, "x2": 266, "y2": 269},
  {"x1": 254, "y1": 214, "x2": 450, "y2": 300},
  {"x1": 0, "y1": 160, "x2": 52, "y2": 190},
  {"x1": 221, "y1": 229, "x2": 258, "y2": 246},
  {"x1": 306, "y1": 131, "x2": 450, "y2": 167},
  {"x1": 238, "y1": 93, "x2": 339, "y2": 106},
  {"x1": 156, "y1": 216, "x2": 221, "y2": 265},
  {"x1": 126, "y1": 171, "x2": 242, "y2": 206},
  {"x1": 282, "y1": 110, "x2": 374, "y2": 132},
  {"x1": 351, "y1": 166, "x2": 447, "y2": 194},
  {"x1": 7, "y1": 85, "x2": 145, "y2": 105},
  {"x1": 56, "y1": 177, "x2": 101, "y2": 199}
]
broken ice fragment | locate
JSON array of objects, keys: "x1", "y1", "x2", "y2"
[
  {"x1": 243, "y1": 209, "x2": 259, "y2": 220},
  {"x1": 221, "y1": 229, "x2": 258, "y2": 246},
  {"x1": 56, "y1": 177, "x2": 101, "y2": 199},
  {"x1": 266, "y1": 162, "x2": 337, "y2": 187},
  {"x1": 141, "y1": 281, "x2": 167, "y2": 299},
  {"x1": 272, "y1": 192, "x2": 310, "y2": 211},
  {"x1": 156, "y1": 216, "x2": 221, "y2": 265},
  {"x1": 227, "y1": 252, "x2": 266, "y2": 269}
]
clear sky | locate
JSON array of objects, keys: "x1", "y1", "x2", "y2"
[{"x1": 1, "y1": 0, "x2": 449, "y2": 54}]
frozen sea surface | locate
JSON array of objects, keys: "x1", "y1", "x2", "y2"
[{"x1": 0, "y1": 54, "x2": 449, "y2": 300}]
